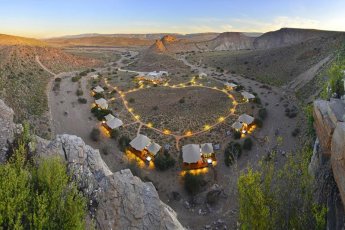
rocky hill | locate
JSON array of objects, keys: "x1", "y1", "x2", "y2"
[
  {"x1": 253, "y1": 28, "x2": 341, "y2": 50},
  {"x1": 204, "y1": 32, "x2": 254, "y2": 50},
  {"x1": 0, "y1": 99, "x2": 184, "y2": 229}
]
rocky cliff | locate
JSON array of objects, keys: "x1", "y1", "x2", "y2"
[{"x1": 0, "y1": 99, "x2": 184, "y2": 230}]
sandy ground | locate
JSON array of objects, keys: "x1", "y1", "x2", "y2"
[{"x1": 46, "y1": 51, "x2": 306, "y2": 229}]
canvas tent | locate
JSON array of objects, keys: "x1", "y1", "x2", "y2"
[
  {"x1": 238, "y1": 114, "x2": 254, "y2": 125},
  {"x1": 105, "y1": 117, "x2": 123, "y2": 130},
  {"x1": 95, "y1": 98, "x2": 108, "y2": 109},
  {"x1": 182, "y1": 144, "x2": 201, "y2": 164},
  {"x1": 201, "y1": 143, "x2": 214, "y2": 155},
  {"x1": 147, "y1": 142, "x2": 161, "y2": 156},
  {"x1": 241, "y1": 91, "x2": 255, "y2": 101},
  {"x1": 93, "y1": 86, "x2": 104, "y2": 93},
  {"x1": 129, "y1": 134, "x2": 151, "y2": 151}
]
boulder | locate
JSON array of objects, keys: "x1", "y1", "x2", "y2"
[{"x1": 0, "y1": 99, "x2": 15, "y2": 163}]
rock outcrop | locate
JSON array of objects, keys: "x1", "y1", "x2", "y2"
[
  {"x1": 313, "y1": 99, "x2": 345, "y2": 205},
  {"x1": 0, "y1": 99, "x2": 184, "y2": 230}
]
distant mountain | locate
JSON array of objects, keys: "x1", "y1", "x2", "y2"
[
  {"x1": 253, "y1": 28, "x2": 341, "y2": 49},
  {"x1": 205, "y1": 32, "x2": 254, "y2": 50},
  {"x1": 0, "y1": 34, "x2": 47, "y2": 46}
]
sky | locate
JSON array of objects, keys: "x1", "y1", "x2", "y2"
[{"x1": 1, "y1": 0, "x2": 345, "y2": 38}]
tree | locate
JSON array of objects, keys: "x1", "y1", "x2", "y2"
[
  {"x1": 154, "y1": 151, "x2": 176, "y2": 171},
  {"x1": 243, "y1": 138, "x2": 253, "y2": 150},
  {"x1": 184, "y1": 172, "x2": 205, "y2": 195},
  {"x1": 328, "y1": 64, "x2": 344, "y2": 97},
  {"x1": 90, "y1": 128, "x2": 101, "y2": 142}
]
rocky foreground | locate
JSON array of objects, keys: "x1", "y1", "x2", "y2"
[{"x1": 0, "y1": 99, "x2": 184, "y2": 230}]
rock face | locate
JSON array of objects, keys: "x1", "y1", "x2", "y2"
[
  {"x1": 206, "y1": 32, "x2": 254, "y2": 51},
  {"x1": 36, "y1": 134, "x2": 185, "y2": 230},
  {"x1": 313, "y1": 99, "x2": 345, "y2": 205},
  {"x1": 0, "y1": 99, "x2": 16, "y2": 162},
  {"x1": 0, "y1": 99, "x2": 184, "y2": 229}
]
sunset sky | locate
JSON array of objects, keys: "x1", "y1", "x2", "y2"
[{"x1": 1, "y1": 0, "x2": 345, "y2": 38}]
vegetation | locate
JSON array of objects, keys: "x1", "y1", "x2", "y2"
[
  {"x1": 258, "y1": 108, "x2": 267, "y2": 120},
  {"x1": 243, "y1": 138, "x2": 253, "y2": 150},
  {"x1": 91, "y1": 107, "x2": 112, "y2": 121},
  {"x1": 90, "y1": 128, "x2": 100, "y2": 141},
  {"x1": 110, "y1": 129, "x2": 120, "y2": 140},
  {"x1": 328, "y1": 64, "x2": 344, "y2": 98},
  {"x1": 0, "y1": 123, "x2": 87, "y2": 229},
  {"x1": 118, "y1": 135, "x2": 131, "y2": 151},
  {"x1": 224, "y1": 142, "x2": 242, "y2": 166},
  {"x1": 93, "y1": 92, "x2": 104, "y2": 100},
  {"x1": 184, "y1": 172, "x2": 205, "y2": 196},
  {"x1": 76, "y1": 89, "x2": 84, "y2": 96},
  {"x1": 233, "y1": 131, "x2": 241, "y2": 139},
  {"x1": 154, "y1": 150, "x2": 176, "y2": 171},
  {"x1": 78, "y1": 98, "x2": 87, "y2": 104},
  {"x1": 71, "y1": 75, "x2": 82, "y2": 82},
  {"x1": 238, "y1": 147, "x2": 327, "y2": 229}
]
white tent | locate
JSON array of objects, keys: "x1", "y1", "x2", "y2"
[
  {"x1": 201, "y1": 143, "x2": 214, "y2": 155},
  {"x1": 147, "y1": 142, "x2": 161, "y2": 156},
  {"x1": 106, "y1": 118, "x2": 123, "y2": 130},
  {"x1": 199, "y1": 72, "x2": 207, "y2": 77},
  {"x1": 95, "y1": 98, "x2": 108, "y2": 109},
  {"x1": 225, "y1": 82, "x2": 237, "y2": 88},
  {"x1": 129, "y1": 134, "x2": 151, "y2": 151},
  {"x1": 104, "y1": 114, "x2": 115, "y2": 122},
  {"x1": 241, "y1": 91, "x2": 255, "y2": 100},
  {"x1": 232, "y1": 121, "x2": 243, "y2": 130},
  {"x1": 238, "y1": 114, "x2": 254, "y2": 125},
  {"x1": 182, "y1": 144, "x2": 201, "y2": 164},
  {"x1": 93, "y1": 86, "x2": 104, "y2": 93}
]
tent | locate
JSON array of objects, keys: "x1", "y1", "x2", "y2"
[
  {"x1": 147, "y1": 142, "x2": 161, "y2": 156},
  {"x1": 238, "y1": 114, "x2": 254, "y2": 125},
  {"x1": 95, "y1": 98, "x2": 108, "y2": 109},
  {"x1": 105, "y1": 118, "x2": 123, "y2": 130},
  {"x1": 104, "y1": 114, "x2": 115, "y2": 122},
  {"x1": 93, "y1": 85, "x2": 104, "y2": 93},
  {"x1": 182, "y1": 144, "x2": 201, "y2": 163},
  {"x1": 129, "y1": 134, "x2": 151, "y2": 151},
  {"x1": 201, "y1": 143, "x2": 214, "y2": 155},
  {"x1": 241, "y1": 91, "x2": 255, "y2": 100}
]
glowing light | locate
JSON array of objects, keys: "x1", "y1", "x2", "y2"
[
  {"x1": 134, "y1": 115, "x2": 140, "y2": 120},
  {"x1": 163, "y1": 129, "x2": 171, "y2": 135},
  {"x1": 207, "y1": 159, "x2": 213, "y2": 164},
  {"x1": 204, "y1": 125, "x2": 211, "y2": 131},
  {"x1": 146, "y1": 156, "x2": 152, "y2": 162},
  {"x1": 147, "y1": 122, "x2": 153, "y2": 128},
  {"x1": 218, "y1": 117, "x2": 225, "y2": 122},
  {"x1": 128, "y1": 108, "x2": 133, "y2": 112},
  {"x1": 185, "y1": 131, "x2": 192, "y2": 136}
]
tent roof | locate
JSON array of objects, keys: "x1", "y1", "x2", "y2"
[
  {"x1": 104, "y1": 114, "x2": 115, "y2": 122},
  {"x1": 241, "y1": 91, "x2": 255, "y2": 99},
  {"x1": 232, "y1": 121, "x2": 243, "y2": 130},
  {"x1": 238, "y1": 114, "x2": 254, "y2": 125},
  {"x1": 147, "y1": 142, "x2": 161, "y2": 156},
  {"x1": 95, "y1": 98, "x2": 107, "y2": 105},
  {"x1": 93, "y1": 86, "x2": 104, "y2": 93},
  {"x1": 182, "y1": 144, "x2": 201, "y2": 163},
  {"x1": 130, "y1": 134, "x2": 151, "y2": 151},
  {"x1": 201, "y1": 143, "x2": 214, "y2": 154},
  {"x1": 106, "y1": 118, "x2": 123, "y2": 129},
  {"x1": 225, "y1": 82, "x2": 237, "y2": 88}
]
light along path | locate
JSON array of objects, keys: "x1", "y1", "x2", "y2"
[{"x1": 104, "y1": 77, "x2": 244, "y2": 149}]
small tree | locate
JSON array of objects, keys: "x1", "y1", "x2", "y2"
[
  {"x1": 118, "y1": 135, "x2": 131, "y2": 151},
  {"x1": 184, "y1": 172, "x2": 205, "y2": 196},
  {"x1": 154, "y1": 151, "x2": 176, "y2": 171},
  {"x1": 90, "y1": 128, "x2": 100, "y2": 142},
  {"x1": 243, "y1": 138, "x2": 253, "y2": 150}
]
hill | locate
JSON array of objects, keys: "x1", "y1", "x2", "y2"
[
  {"x1": 204, "y1": 32, "x2": 254, "y2": 50},
  {"x1": 0, "y1": 43, "x2": 101, "y2": 138},
  {"x1": 253, "y1": 28, "x2": 341, "y2": 49},
  {"x1": 0, "y1": 34, "x2": 47, "y2": 46}
]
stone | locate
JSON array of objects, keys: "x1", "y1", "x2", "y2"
[{"x1": 0, "y1": 99, "x2": 15, "y2": 163}]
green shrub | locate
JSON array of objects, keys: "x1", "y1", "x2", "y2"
[
  {"x1": 76, "y1": 89, "x2": 83, "y2": 96},
  {"x1": 54, "y1": 77, "x2": 62, "y2": 82},
  {"x1": 243, "y1": 138, "x2": 253, "y2": 150},
  {"x1": 184, "y1": 172, "x2": 205, "y2": 195},
  {"x1": 91, "y1": 108, "x2": 112, "y2": 121},
  {"x1": 78, "y1": 98, "x2": 87, "y2": 104},
  {"x1": 90, "y1": 128, "x2": 100, "y2": 142},
  {"x1": 254, "y1": 118, "x2": 263, "y2": 128},
  {"x1": 258, "y1": 108, "x2": 267, "y2": 120},
  {"x1": 179, "y1": 98, "x2": 185, "y2": 103},
  {"x1": 234, "y1": 131, "x2": 241, "y2": 139},
  {"x1": 224, "y1": 142, "x2": 242, "y2": 166},
  {"x1": 71, "y1": 75, "x2": 81, "y2": 82},
  {"x1": 118, "y1": 135, "x2": 131, "y2": 152},
  {"x1": 110, "y1": 129, "x2": 120, "y2": 140},
  {"x1": 129, "y1": 98, "x2": 135, "y2": 103},
  {"x1": 93, "y1": 92, "x2": 104, "y2": 100},
  {"x1": 154, "y1": 151, "x2": 176, "y2": 171},
  {"x1": 292, "y1": 128, "x2": 300, "y2": 137}
]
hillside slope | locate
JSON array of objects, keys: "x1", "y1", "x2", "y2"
[{"x1": 0, "y1": 34, "x2": 47, "y2": 46}]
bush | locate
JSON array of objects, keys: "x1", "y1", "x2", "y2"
[
  {"x1": 76, "y1": 89, "x2": 83, "y2": 96},
  {"x1": 93, "y1": 92, "x2": 104, "y2": 100},
  {"x1": 110, "y1": 129, "x2": 120, "y2": 140},
  {"x1": 71, "y1": 75, "x2": 81, "y2": 82},
  {"x1": 253, "y1": 97, "x2": 261, "y2": 104},
  {"x1": 254, "y1": 118, "x2": 263, "y2": 128},
  {"x1": 224, "y1": 142, "x2": 242, "y2": 166},
  {"x1": 292, "y1": 128, "x2": 300, "y2": 137},
  {"x1": 243, "y1": 138, "x2": 253, "y2": 150},
  {"x1": 78, "y1": 98, "x2": 87, "y2": 104},
  {"x1": 129, "y1": 98, "x2": 135, "y2": 103},
  {"x1": 234, "y1": 131, "x2": 241, "y2": 139},
  {"x1": 184, "y1": 172, "x2": 205, "y2": 195},
  {"x1": 90, "y1": 128, "x2": 100, "y2": 142},
  {"x1": 54, "y1": 77, "x2": 62, "y2": 82},
  {"x1": 154, "y1": 151, "x2": 176, "y2": 171},
  {"x1": 91, "y1": 108, "x2": 112, "y2": 121},
  {"x1": 258, "y1": 108, "x2": 267, "y2": 120},
  {"x1": 118, "y1": 135, "x2": 131, "y2": 151},
  {"x1": 179, "y1": 98, "x2": 185, "y2": 103}
]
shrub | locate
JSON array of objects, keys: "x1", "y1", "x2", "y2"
[
  {"x1": 179, "y1": 98, "x2": 185, "y2": 103},
  {"x1": 224, "y1": 142, "x2": 242, "y2": 166},
  {"x1": 76, "y1": 89, "x2": 83, "y2": 96},
  {"x1": 254, "y1": 118, "x2": 263, "y2": 128},
  {"x1": 90, "y1": 128, "x2": 100, "y2": 142},
  {"x1": 292, "y1": 128, "x2": 300, "y2": 137},
  {"x1": 154, "y1": 151, "x2": 176, "y2": 171},
  {"x1": 152, "y1": 105, "x2": 159, "y2": 111},
  {"x1": 243, "y1": 138, "x2": 253, "y2": 150},
  {"x1": 128, "y1": 98, "x2": 135, "y2": 103},
  {"x1": 71, "y1": 75, "x2": 81, "y2": 82},
  {"x1": 184, "y1": 172, "x2": 205, "y2": 195},
  {"x1": 110, "y1": 129, "x2": 120, "y2": 140},
  {"x1": 234, "y1": 131, "x2": 241, "y2": 139},
  {"x1": 54, "y1": 77, "x2": 62, "y2": 82},
  {"x1": 93, "y1": 92, "x2": 104, "y2": 100},
  {"x1": 91, "y1": 108, "x2": 112, "y2": 121},
  {"x1": 78, "y1": 98, "x2": 87, "y2": 104},
  {"x1": 118, "y1": 135, "x2": 131, "y2": 151},
  {"x1": 258, "y1": 108, "x2": 267, "y2": 120}
]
